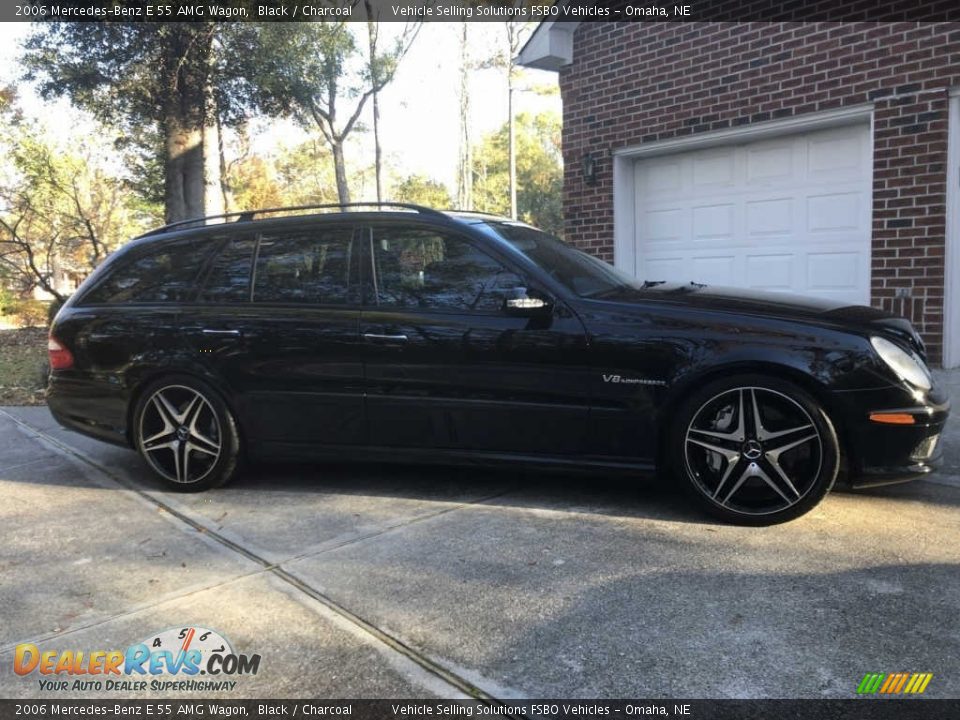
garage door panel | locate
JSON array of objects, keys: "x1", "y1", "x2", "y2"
[
  {"x1": 644, "y1": 256, "x2": 686, "y2": 279},
  {"x1": 633, "y1": 124, "x2": 871, "y2": 303},
  {"x1": 693, "y1": 204, "x2": 734, "y2": 241},
  {"x1": 745, "y1": 254, "x2": 794, "y2": 290},
  {"x1": 807, "y1": 127, "x2": 866, "y2": 180},
  {"x1": 639, "y1": 158, "x2": 683, "y2": 194},
  {"x1": 693, "y1": 149, "x2": 736, "y2": 188},
  {"x1": 807, "y1": 252, "x2": 862, "y2": 291},
  {"x1": 746, "y1": 140, "x2": 795, "y2": 185},
  {"x1": 746, "y1": 197, "x2": 794, "y2": 236},
  {"x1": 641, "y1": 208, "x2": 686, "y2": 246},
  {"x1": 807, "y1": 192, "x2": 863, "y2": 233},
  {"x1": 690, "y1": 256, "x2": 737, "y2": 286}
]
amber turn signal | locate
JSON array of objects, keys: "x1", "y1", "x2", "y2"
[{"x1": 868, "y1": 412, "x2": 916, "y2": 425}]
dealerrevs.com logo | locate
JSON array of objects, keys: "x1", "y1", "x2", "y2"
[
  {"x1": 14, "y1": 626, "x2": 261, "y2": 693},
  {"x1": 857, "y1": 672, "x2": 934, "y2": 695}
]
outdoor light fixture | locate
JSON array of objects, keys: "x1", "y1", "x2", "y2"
[{"x1": 582, "y1": 151, "x2": 598, "y2": 186}]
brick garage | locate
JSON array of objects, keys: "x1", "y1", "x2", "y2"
[{"x1": 519, "y1": 22, "x2": 960, "y2": 366}]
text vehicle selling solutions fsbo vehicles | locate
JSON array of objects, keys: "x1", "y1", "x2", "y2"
[{"x1": 47, "y1": 204, "x2": 948, "y2": 525}]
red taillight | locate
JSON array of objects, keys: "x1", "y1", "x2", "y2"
[{"x1": 48, "y1": 334, "x2": 74, "y2": 371}]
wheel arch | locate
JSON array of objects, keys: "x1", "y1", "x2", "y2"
[
  {"x1": 656, "y1": 361, "x2": 849, "y2": 476},
  {"x1": 124, "y1": 366, "x2": 246, "y2": 450}
]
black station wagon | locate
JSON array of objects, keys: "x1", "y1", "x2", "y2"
[{"x1": 47, "y1": 203, "x2": 948, "y2": 524}]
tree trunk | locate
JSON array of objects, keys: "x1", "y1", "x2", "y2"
[
  {"x1": 163, "y1": 105, "x2": 205, "y2": 224},
  {"x1": 332, "y1": 139, "x2": 351, "y2": 206},
  {"x1": 202, "y1": 121, "x2": 223, "y2": 220},
  {"x1": 161, "y1": 25, "x2": 210, "y2": 224},
  {"x1": 365, "y1": 5, "x2": 384, "y2": 204},
  {"x1": 371, "y1": 90, "x2": 383, "y2": 204},
  {"x1": 508, "y1": 83, "x2": 517, "y2": 219},
  {"x1": 216, "y1": 111, "x2": 234, "y2": 213},
  {"x1": 457, "y1": 23, "x2": 472, "y2": 210},
  {"x1": 202, "y1": 57, "x2": 224, "y2": 220}
]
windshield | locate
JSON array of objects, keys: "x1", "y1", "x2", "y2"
[{"x1": 482, "y1": 222, "x2": 641, "y2": 298}]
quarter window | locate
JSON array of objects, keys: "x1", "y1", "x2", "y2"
[
  {"x1": 371, "y1": 228, "x2": 522, "y2": 312},
  {"x1": 252, "y1": 227, "x2": 357, "y2": 305},
  {"x1": 82, "y1": 241, "x2": 215, "y2": 304}
]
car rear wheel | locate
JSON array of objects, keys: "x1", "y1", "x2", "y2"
[
  {"x1": 133, "y1": 376, "x2": 241, "y2": 491},
  {"x1": 670, "y1": 374, "x2": 839, "y2": 525}
]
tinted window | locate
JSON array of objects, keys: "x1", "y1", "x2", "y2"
[
  {"x1": 253, "y1": 227, "x2": 357, "y2": 305},
  {"x1": 371, "y1": 227, "x2": 523, "y2": 312},
  {"x1": 83, "y1": 240, "x2": 215, "y2": 304},
  {"x1": 200, "y1": 237, "x2": 255, "y2": 303}
]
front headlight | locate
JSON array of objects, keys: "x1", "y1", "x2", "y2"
[{"x1": 870, "y1": 336, "x2": 932, "y2": 391}]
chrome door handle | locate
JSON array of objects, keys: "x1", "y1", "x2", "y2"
[
  {"x1": 363, "y1": 333, "x2": 408, "y2": 342},
  {"x1": 201, "y1": 329, "x2": 242, "y2": 337}
]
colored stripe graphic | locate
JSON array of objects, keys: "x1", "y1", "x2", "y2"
[
  {"x1": 879, "y1": 674, "x2": 898, "y2": 693},
  {"x1": 857, "y1": 672, "x2": 933, "y2": 694}
]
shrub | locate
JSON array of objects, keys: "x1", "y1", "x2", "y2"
[{"x1": 1, "y1": 299, "x2": 50, "y2": 328}]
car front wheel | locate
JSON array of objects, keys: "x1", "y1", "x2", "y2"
[
  {"x1": 670, "y1": 375, "x2": 839, "y2": 525},
  {"x1": 133, "y1": 376, "x2": 241, "y2": 491}
]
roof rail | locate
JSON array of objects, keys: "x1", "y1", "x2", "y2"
[
  {"x1": 441, "y1": 208, "x2": 506, "y2": 218},
  {"x1": 136, "y1": 202, "x2": 447, "y2": 239}
]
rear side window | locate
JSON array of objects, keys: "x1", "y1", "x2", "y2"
[
  {"x1": 200, "y1": 237, "x2": 256, "y2": 303},
  {"x1": 82, "y1": 240, "x2": 215, "y2": 304},
  {"x1": 253, "y1": 227, "x2": 357, "y2": 305}
]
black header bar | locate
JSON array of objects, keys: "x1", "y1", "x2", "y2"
[
  {"x1": 10, "y1": 0, "x2": 960, "y2": 23},
  {"x1": 0, "y1": 699, "x2": 958, "y2": 720}
]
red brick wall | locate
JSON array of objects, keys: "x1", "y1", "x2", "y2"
[{"x1": 560, "y1": 22, "x2": 960, "y2": 364}]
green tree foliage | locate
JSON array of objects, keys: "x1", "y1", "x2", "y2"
[
  {"x1": 473, "y1": 112, "x2": 563, "y2": 236},
  {"x1": 392, "y1": 175, "x2": 453, "y2": 209},
  {"x1": 0, "y1": 100, "x2": 154, "y2": 300},
  {"x1": 23, "y1": 23, "x2": 259, "y2": 222},
  {"x1": 221, "y1": 138, "x2": 364, "y2": 213},
  {"x1": 242, "y1": 22, "x2": 419, "y2": 206}
]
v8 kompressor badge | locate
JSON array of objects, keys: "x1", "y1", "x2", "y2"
[
  {"x1": 602, "y1": 374, "x2": 666, "y2": 386},
  {"x1": 14, "y1": 626, "x2": 260, "y2": 693}
]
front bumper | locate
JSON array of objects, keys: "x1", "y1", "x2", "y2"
[{"x1": 836, "y1": 384, "x2": 949, "y2": 488}]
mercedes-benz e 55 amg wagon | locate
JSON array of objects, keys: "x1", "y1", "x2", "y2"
[{"x1": 47, "y1": 203, "x2": 949, "y2": 524}]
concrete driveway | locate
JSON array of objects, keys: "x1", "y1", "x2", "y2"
[{"x1": 1, "y1": 372, "x2": 959, "y2": 700}]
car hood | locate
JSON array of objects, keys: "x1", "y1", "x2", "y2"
[{"x1": 593, "y1": 283, "x2": 926, "y2": 356}]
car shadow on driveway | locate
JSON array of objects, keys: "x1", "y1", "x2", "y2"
[
  {"x1": 4, "y1": 424, "x2": 959, "y2": 526},
  {"x1": 231, "y1": 459, "x2": 713, "y2": 525},
  {"x1": 839, "y1": 478, "x2": 960, "y2": 509}
]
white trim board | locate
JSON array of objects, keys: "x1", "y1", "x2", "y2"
[
  {"x1": 613, "y1": 105, "x2": 874, "y2": 160},
  {"x1": 944, "y1": 90, "x2": 960, "y2": 367}
]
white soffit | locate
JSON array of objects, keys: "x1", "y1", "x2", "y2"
[{"x1": 516, "y1": 21, "x2": 580, "y2": 71}]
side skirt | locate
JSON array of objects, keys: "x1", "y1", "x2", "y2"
[{"x1": 250, "y1": 442, "x2": 658, "y2": 477}]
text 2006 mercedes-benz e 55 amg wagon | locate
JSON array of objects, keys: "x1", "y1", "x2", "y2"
[{"x1": 47, "y1": 203, "x2": 949, "y2": 525}]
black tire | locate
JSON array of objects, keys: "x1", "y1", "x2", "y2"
[
  {"x1": 132, "y1": 375, "x2": 241, "y2": 491},
  {"x1": 669, "y1": 374, "x2": 839, "y2": 525}
]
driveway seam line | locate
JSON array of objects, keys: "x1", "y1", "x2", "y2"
[
  {"x1": 0, "y1": 409, "x2": 515, "y2": 707},
  {"x1": 273, "y1": 490, "x2": 513, "y2": 566},
  {"x1": 0, "y1": 454, "x2": 60, "y2": 474}
]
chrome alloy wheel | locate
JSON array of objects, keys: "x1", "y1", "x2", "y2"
[
  {"x1": 684, "y1": 387, "x2": 823, "y2": 516},
  {"x1": 137, "y1": 385, "x2": 222, "y2": 484}
]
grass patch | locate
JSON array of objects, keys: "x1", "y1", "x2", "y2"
[{"x1": 0, "y1": 327, "x2": 48, "y2": 405}]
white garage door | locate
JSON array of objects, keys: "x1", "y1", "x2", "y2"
[{"x1": 631, "y1": 124, "x2": 872, "y2": 304}]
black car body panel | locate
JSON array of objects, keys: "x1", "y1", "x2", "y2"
[{"x1": 48, "y1": 210, "x2": 948, "y2": 491}]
